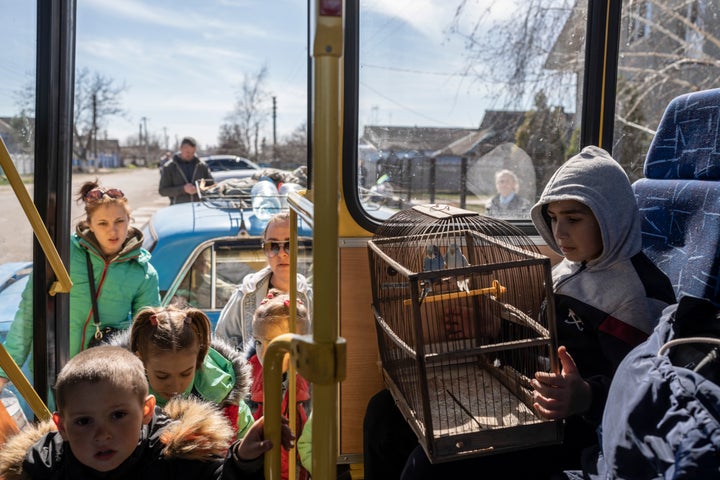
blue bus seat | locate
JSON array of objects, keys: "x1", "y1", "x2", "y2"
[{"x1": 632, "y1": 87, "x2": 720, "y2": 305}]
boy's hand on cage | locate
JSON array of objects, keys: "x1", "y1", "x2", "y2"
[
  {"x1": 234, "y1": 416, "x2": 295, "y2": 460},
  {"x1": 530, "y1": 346, "x2": 591, "y2": 420}
]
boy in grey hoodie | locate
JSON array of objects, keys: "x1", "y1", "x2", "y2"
[{"x1": 364, "y1": 146, "x2": 676, "y2": 479}]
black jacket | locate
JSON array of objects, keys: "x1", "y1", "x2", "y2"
[
  {"x1": 158, "y1": 155, "x2": 214, "y2": 204},
  {"x1": 0, "y1": 397, "x2": 259, "y2": 480}
]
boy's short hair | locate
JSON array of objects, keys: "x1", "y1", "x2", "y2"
[{"x1": 54, "y1": 346, "x2": 149, "y2": 411}]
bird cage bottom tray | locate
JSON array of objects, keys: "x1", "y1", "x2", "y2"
[{"x1": 385, "y1": 358, "x2": 563, "y2": 463}]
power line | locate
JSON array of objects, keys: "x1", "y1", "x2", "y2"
[
  {"x1": 359, "y1": 81, "x2": 455, "y2": 127},
  {"x1": 361, "y1": 63, "x2": 471, "y2": 78}
]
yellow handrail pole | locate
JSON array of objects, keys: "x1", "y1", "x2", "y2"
[
  {"x1": 288, "y1": 208, "x2": 298, "y2": 480},
  {"x1": 0, "y1": 345, "x2": 52, "y2": 421},
  {"x1": 0, "y1": 138, "x2": 72, "y2": 295},
  {"x1": 263, "y1": 333, "x2": 295, "y2": 480},
  {"x1": 311, "y1": 0, "x2": 344, "y2": 478}
]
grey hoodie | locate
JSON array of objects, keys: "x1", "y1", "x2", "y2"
[{"x1": 530, "y1": 145, "x2": 675, "y2": 424}]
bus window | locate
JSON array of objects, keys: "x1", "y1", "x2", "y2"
[
  {"x1": 612, "y1": 0, "x2": 720, "y2": 179},
  {"x1": 350, "y1": 1, "x2": 586, "y2": 224}
]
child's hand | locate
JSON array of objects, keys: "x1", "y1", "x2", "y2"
[
  {"x1": 235, "y1": 416, "x2": 295, "y2": 460},
  {"x1": 531, "y1": 346, "x2": 591, "y2": 419}
]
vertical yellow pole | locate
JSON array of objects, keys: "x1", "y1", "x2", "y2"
[{"x1": 311, "y1": 1, "x2": 343, "y2": 479}]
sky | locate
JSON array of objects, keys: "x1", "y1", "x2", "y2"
[{"x1": 0, "y1": 1, "x2": 576, "y2": 152}]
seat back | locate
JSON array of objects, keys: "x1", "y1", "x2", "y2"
[{"x1": 632, "y1": 88, "x2": 720, "y2": 305}]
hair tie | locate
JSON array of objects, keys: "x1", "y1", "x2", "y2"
[{"x1": 150, "y1": 314, "x2": 158, "y2": 326}]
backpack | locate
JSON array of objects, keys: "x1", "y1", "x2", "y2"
[{"x1": 583, "y1": 296, "x2": 720, "y2": 479}]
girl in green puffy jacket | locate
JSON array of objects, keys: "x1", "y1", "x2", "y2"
[
  {"x1": 0, "y1": 180, "x2": 161, "y2": 391},
  {"x1": 129, "y1": 305, "x2": 255, "y2": 440}
]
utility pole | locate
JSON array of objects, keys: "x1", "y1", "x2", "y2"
[
  {"x1": 143, "y1": 117, "x2": 149, "y2": 166},
  {"x1": 92, "y1": 93, "x2": 97, "y2": 171},
  {"x1": 141, "y1": 116, "x2": 148, "y2": 166},
  {"x1": 272, "y1": 96, "x2": 277, "y2": 162}
]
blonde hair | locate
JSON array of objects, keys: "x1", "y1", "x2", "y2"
[
  {"x1": 253, "y1": 288, "x2": 310, "y2": 335},
  {"x1": 262, "y1": 212, "x2": 290, "y2": 240}
]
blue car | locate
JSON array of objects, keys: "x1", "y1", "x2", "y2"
[{"x1": 142, "y1": 199, "x2": 313, "y2": 326}]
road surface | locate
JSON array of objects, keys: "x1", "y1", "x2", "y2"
[{"x1": 0, "y1": 167, "x2": 168, "y2": 264}]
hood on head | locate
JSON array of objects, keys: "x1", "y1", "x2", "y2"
[{"x1": 530, "y1": 145, "x2": 641, "y2": 268}]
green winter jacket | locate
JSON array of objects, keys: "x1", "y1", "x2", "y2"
[{"x1": 0, "y1": 226, "x2": 160, "y2": 379}]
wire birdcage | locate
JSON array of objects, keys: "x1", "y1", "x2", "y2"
[{"x1": 368, "y1": 204, "x2": 562, "y2": 463}]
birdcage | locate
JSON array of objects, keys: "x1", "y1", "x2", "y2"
[{"x1": 368, "y1": 204, "x2": 562, "y2": 463}]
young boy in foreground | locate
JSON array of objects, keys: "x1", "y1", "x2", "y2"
[{"x1": 0, "y1": 345, "x2": 293, "y2": 479}]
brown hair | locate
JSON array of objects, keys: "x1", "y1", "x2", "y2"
[
  {"x1": 131, "y1": 305, "x2": 211, "y2": 370},
  {"x1": 262, "y1": 212, "x2": 290, "y2": 240},
  {"x1": 54, "y1": 346, "x2": 148, "y2": 411},
  {"x1": 76, "y1": 180, "x2": 131, "y2": 227},
  {"x1": 253, "y1": 288, "x2": 310, "y2": 335}
]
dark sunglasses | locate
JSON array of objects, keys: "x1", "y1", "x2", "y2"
[
  {"x1": 262, "y1": 241, "x2": 291, "y2": 258},
  {"x1": 84, "y1": 188, "x2": 125, "y2": 202}
]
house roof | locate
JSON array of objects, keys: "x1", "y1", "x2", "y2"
[
  {"x1": 430, "y1": 129, "x2": 494, "y2": 157},
  {"x1": 362, "y1": 125, "x2": 479, "y2": 152}
]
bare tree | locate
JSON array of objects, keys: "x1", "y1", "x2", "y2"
[
  {"x1": 72, "y1": 68, "x2": 127, "y2": 170},
  {"x1": 274, "y1": 122, "x2": 308, "y2": 169},
  {"x1": 450, "y1": 0, "x2": 720, "y2": 178},
  {"x1": 219, "y1": 65, "x2": 270, "y2": 162},
  {"x1": 13, "y1": 68, "x2": 126, "y2": 170}
]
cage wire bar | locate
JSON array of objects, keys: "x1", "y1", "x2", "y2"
[{"x1": 368, "y1": 204, "x2": 562, "y2": 463}]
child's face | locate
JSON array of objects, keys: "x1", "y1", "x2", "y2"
[
  {"x1": 141, "y1": 346, "x2": 200, "y2": 402},
  {"x1": 253, "y1": 321, "x2": 289, "y2": 370},
  {"x1": 54, "y1": 381, "x2": 155, "y2": 473},
  {"x1": 546, "y1": 200, "x2": 603, "y2": 263}
]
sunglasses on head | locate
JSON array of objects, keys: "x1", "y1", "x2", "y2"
[
  {"x1": 84, "y1": 188, "x2": 125, "y2": 202},
  {"x1": 262, "y1": 241, "x2": 291, "y2": 258}
]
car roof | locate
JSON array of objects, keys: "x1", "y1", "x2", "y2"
[
  {"x1": 144, "y1": 201, "x2": 312, "y2": 291},
  {"x1": 201, "y1": 155, "x2": 260, "y2": 168}
]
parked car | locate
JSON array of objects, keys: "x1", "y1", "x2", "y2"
[{"x1": 201, "y1": 155, "x2": 261, "y2": 182}]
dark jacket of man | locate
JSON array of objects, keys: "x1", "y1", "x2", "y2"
[{"x1": 158, "y1": 154, "x2": 214, "y2": 204}]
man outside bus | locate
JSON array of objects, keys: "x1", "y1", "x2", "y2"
[{"x1": 158, "y1": 136, "x2": 214, "y2": 204}]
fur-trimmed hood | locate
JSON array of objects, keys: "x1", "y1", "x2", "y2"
[
  {"x1": 0, "y1": 397, "x2": 233, "y2": 480},
  {"x1": 110, "y1": 330, "x2": 252, "y2": 407}
]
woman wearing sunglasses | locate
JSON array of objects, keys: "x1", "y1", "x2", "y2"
[
  {"x1": 0, "y1": 180, "x2": 161, "y2": 393},
  {"x1": 215, "y1": 212, "x2": 312, "y2": 349}
]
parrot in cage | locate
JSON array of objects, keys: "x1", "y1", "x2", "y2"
[
  {"x1": 445, "y1": 243, "x2": 471, "y2": 293},
  {"x1": 444, "y1": 243, "x2": 469, "y2": 269}
]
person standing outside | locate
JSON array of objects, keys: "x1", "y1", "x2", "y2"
[
  {"x1": 484, "y1": 169, "x2": 532, "y2": 219},
  {"x1": 158, "y1": 136, "x2": 214, "y2": 204},
  {"x1": 215, "y1": 212, "x2": 313, "y2": 349}
]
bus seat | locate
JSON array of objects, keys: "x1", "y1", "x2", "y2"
[{"x1": 632, "y1": 87, "x2": 720, "y2": 305}]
